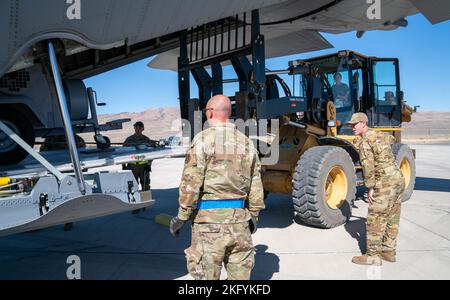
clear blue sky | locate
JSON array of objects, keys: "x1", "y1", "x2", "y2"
[{"x1": 84, "y1": 14, "x2": 450, "y2": 114}]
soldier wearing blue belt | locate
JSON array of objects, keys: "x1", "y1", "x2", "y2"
[{"x1": 170, "y1": 95, "x2": 265, "y2": 280}]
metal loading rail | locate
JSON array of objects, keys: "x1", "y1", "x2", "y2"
[{"x1": 0, "y1": 146, "x2": 188, "y2": 179}]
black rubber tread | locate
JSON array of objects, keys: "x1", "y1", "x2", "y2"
[
  {"x1": 392, "y1": 144, "x2": 416, "y2": 202},
  {"x1": 0, "y1": 109, "x2": 35, "y2": 166},
  {"x1": 292, "y1": 146, "x2": 356, "y2": 229}
]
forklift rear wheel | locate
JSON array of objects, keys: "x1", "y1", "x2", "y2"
[
  {"x1": 292, "y1": 146, "x2": 356, "y2": 229},
  {"x1": 393, "y1": 144, "x2": 416, "y2": 202},
  {"x1": 0, "y1": 109, "x2": 35, "y2": 166}
]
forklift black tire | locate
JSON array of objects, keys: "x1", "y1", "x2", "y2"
[
  {"x1": 292, "y1": 146, "x2": 356, "y2": 229},
  {"x1": 392, "y1": 144, "x2": 416, "y2": 202},
  {"x1": 0, "y1": 109, "x2": 35, "y2": 166}
]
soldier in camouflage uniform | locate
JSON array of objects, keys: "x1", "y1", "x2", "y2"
[
  {"x1": 348, "y1": 113, "x2": 405, "y2": 266},
  {"x1": 170, "y1": 95, "x2": 265, "y2": 280},
  {"x1": 123, "y1": 121, "x2": 158, "y2": 191}
]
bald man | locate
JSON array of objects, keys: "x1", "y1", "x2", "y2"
[{"x1": 170, "y1": 95, "x2": 265, "y2": 280}]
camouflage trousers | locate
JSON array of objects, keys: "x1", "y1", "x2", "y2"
[
  {"x1": 184, "y1": 222, "x2": 255, "y2": 280},
  {"x1": 126, "y1": 164, "x2": 151, "y2": 191},
  {"x1": 366, "y1": 180, "x2": 405, "y2": 256}
]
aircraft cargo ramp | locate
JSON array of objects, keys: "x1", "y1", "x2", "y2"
[{"x1": 0, "y1": 145, "x2": 187, "y2": 237}]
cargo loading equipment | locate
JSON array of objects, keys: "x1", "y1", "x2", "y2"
[
  {"x1": 0, "y1": 42, "x2": 186, "y2": 237},
  {"x1": 0, "y1": 144, "x2": 186, "y2": 238}
]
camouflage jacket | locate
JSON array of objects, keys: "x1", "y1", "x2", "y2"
[
  {"x1": 123, "y1": 134, "x2": 157, "y2": 147},
  {"x1": 177, "y1": 122, "x2": 265, "y2": 224},
  {"x1": 355, "y1": 130, "x2": 404, "y2": 189}
]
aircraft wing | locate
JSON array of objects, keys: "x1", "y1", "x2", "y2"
[
  {"x1": 149, "y1": 0, "x2": 450, "y2": 71},
  {"x1": 148, "y1": 29, "x2": 333, "y2": 71},
  {"x1": 408, "y1": 0, "x2": 450, "y2": 24},
  {"x1": 1, "y1": 0, "x2": 449, "y2": 78},
  {"x1": 0, "y1": 0, "x2": 290, "y2": 77}
]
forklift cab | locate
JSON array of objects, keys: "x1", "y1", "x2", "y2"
[
  {"x1": 368, "y1": 58, "x2": 402, "y2": 128},
  {"x1": 294, "y1": 51, "x2": 403, "y2": 134},
  {"x1": 292, "y1": 51, "x2": 362, "y2": 135}
]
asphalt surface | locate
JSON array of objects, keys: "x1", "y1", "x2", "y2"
[{"x1": 0, "y1": 143, "x2": 449, "y2": 280}]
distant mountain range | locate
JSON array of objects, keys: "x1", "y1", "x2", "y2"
[
  {"x1": 81, "y1": 108, "x2": 450, "y2": 143},
  {"x1": 403, "y1": 111, "x2": 450, "y2": 142},
  {"x1": 81, "y1": 107, "x2": 182, "y2": 143}
]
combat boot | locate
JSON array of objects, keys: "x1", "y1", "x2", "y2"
[
  {"x1": 380, "y1": 252, "x2": 396, "y2": 263},
  {"x1": 352, "y1": 255, "x2": 382, "y2": 266}
]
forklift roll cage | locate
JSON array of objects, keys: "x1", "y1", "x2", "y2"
[{"x1": 290, "y1": 51, "x2": 403, "y2": 133}]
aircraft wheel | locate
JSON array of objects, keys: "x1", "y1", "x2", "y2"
[{"x1": 0, "y1": 109, "x2": 35, "y2": 166}]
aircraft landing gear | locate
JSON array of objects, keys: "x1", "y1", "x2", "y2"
[{"x1": 0, "y1": 109, "x2": 35, "y2": 166}]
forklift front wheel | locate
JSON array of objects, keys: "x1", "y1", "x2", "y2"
[{"x1": 293, "y1": 146, "x2": 356, "y2": 229}]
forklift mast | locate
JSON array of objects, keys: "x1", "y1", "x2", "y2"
[{"x1": 177, "y1": 10, "x2": 309, "y2": 140}]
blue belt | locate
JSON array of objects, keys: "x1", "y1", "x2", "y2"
[{"x1": 197, "y1": 199, "x2": 245, "y2": 210}]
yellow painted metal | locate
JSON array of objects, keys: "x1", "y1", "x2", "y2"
[
  {"x1": 139, "y1": 190, "x2": 153, "y2": 202},
  {"x1": 0, "y1": 177, "x2": 11, "y2": 187},
  {"x1": 400, "y1": 159, "x2": 412, "y2": 188},
  {"x1": 305, "y1": 124, "x2": 326, "y2": 136},
  {"x1": 324, "y1": 166, "x2": 348, "y2": 209},
  {"x1": 372, "y1": 128, "x2": 403, "y2": 131},
  {"x1": 330, "y1": 127, "x2": 337, "y2": 136},
  {"x1": 326, "y1": 101, "x2": 337, "y2": 137},
  {"x1": 401, "y1": 103, "x2": 414, "y2": 123},
  {"x1": 263, "y1": 125, "x2": 318, "y2": 171},
  {"x1": 336, "y1": 135, "x2": 356, "y2": 144},
  {"x1": 298, "y1": 134, "x2": 318, "y2": 159},
  {"x1": 154, "y1": 214, "x2": 173, "y2": 227},
  {"x1": 262, "y1": 171, "x2": 293, "y2": 194}
]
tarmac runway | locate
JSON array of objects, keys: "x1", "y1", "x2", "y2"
[{"x1": 0, "y1": 143, "x2": 449, "y2": 280}]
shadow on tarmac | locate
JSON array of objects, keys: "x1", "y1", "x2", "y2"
[
  {"x1": 344, "y1": 217, "x2": 367, "y2": 254},
  {"x1": 252, "y1": 245, "x2": 280, "y2": 280},
  {"x1": 414, "y1": 177, "x2": 450, "y2": 193},
  {"x1": 258, "y1": 193, "x2": 295, "y2": 229}
]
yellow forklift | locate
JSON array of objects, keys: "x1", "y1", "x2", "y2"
[
  {"x1": 177, "y1": 11, "x2": 416, "y2": 229},
  {"x1": 261, "y1": 50, "x2": 415, "y2": 228}
]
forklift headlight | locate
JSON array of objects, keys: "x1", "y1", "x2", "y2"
[{"x1": 328, "y1": 120, "x2": 336, "y2": 127}]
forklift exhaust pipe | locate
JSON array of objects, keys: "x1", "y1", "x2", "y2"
[{"x1": 48, "y1": 41, "x2": 87, "y2": 195}]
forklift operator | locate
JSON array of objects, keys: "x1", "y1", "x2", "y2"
[{"x1": 332, "y1": 73, "x2": 350, "y2": 108}]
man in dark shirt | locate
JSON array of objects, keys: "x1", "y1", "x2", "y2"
[
  {"x1": 123, "y1": 121, "x2": 158, "y2": 191},
  {"x1": 332, "y1": 73, "x2": 350, "y2": 108}
]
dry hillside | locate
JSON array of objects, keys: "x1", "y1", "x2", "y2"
[
  {"x1": 402, "y1": 111, "x2": 450, "y2": 142},
  {"x1": 80, "y1": 107, "x2": 182, "y2": 143},
  {"x1": 80, "y1": 108, "x2": 450, "y2": 144}
]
